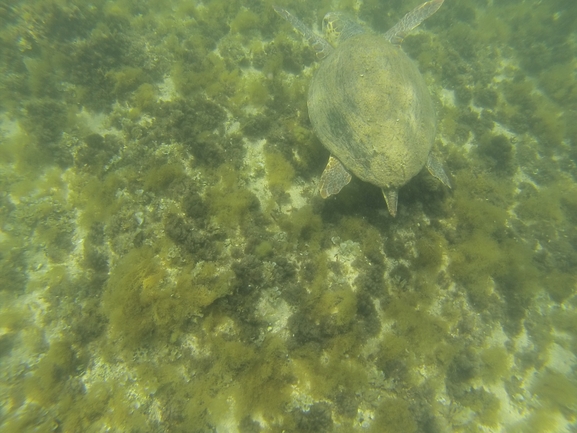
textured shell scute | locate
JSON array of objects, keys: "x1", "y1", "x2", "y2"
[{"x1": 307, "y1": 33, "x2": 436, "y2": 189}]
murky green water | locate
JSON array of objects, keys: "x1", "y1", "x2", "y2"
[{"x1": 1, "y1": 0, "x2": 576, "y2": 431}]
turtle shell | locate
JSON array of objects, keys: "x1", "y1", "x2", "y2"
[{"x1": 307, "y1": 33, "x2": 436, "y2": 190}]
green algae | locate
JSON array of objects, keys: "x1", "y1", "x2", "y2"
[
  {"x1": 532, "y1": 370, "x2": 577, "y2": 416},
  {"x1": 102, "y1": 247, "x2": 236, "y2": 350},
  {"x1": 480, "y1": 346, "x2": 511, "y2": 384},
  {"x1": 413, "y1": 229, "x2": 447, "y2": 272},
  {"x1": 24, "y1": 339, "x2": 83, "y2": 406},
  {"x1": 264, "y1": 149, "x2": 295, "y2": 192},
  {"x1": 143, "y1": 163, "x2": 185, "y2": 193},
  {"x1": 1, "y1": 0, "x2": 577, "y2": 431},
  {"x1": 254, "y1": 240, "x2": 273, "y2": 258},
  {"x1": 509, "y1": 409, "x2": 562, "y2": 433},
  {"x1": 370, "y1": 398, "x2": 417, "y2": 433},
  {"x1": 206, "y1": 164, "x2": 262, "y2": 228},
  {"x1": 461, "y1": 388, "x2": 501, "y2": 427}
]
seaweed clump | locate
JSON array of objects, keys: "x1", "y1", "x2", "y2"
[
  {"x1": 476, "y1": 134, "x2": 514, "y2": 174},
  {"x1": 150, "y1": 98, "x2": 234, "y2": 168},
  {"x1": 101, "y1": 247, "x2": 235, "y2": 350}
]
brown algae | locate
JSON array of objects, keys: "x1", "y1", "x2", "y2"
[{"x1": 0, "y1": 0, "x2": 577, "y2": 431}]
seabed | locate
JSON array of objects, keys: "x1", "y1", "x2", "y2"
[{"x1": 0, "y1": 0, "x2": 576, "y2": 432}]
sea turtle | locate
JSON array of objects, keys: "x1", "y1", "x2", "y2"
[{"x1": 274, "y1": 0, "x2": 451, "y2": 216}]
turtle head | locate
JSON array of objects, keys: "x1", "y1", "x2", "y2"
[{"x1": 322, "y1": 12, "x2": 365, "y2": 46}]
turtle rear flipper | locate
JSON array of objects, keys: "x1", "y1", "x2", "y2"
[
  {"x1": 319, "y1": 155, "x2": 352, "y2": 198},
  {"x1": 426, "y1": 152, "x2": 451, "y2": 188}
]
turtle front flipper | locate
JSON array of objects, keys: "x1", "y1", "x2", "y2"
[
  {"x1": 426, "y1": 152, "x2": 451, "y2": 188},
  {"x1": 382, "y1": 187, "x2": 399, "y2": 217},
  {"x1": 319, "y1": 155, "x2": 352, "y2": 198},
  {"x1": 273, "y1": 6, "x2": 334, "y2": 59},
  {"x1": 384, "y1": 0, "x2": 444, "y2": 45}
]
